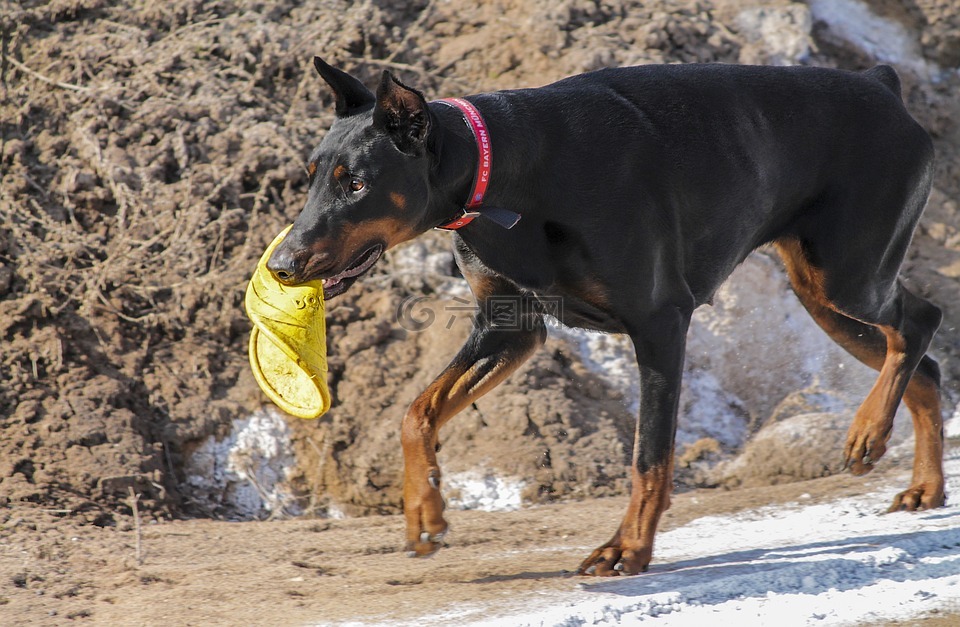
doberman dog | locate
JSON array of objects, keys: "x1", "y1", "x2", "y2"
[{"x1": 267, "y1": 57, "x2": 944, "y2": 576}]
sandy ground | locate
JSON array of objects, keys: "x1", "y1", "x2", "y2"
[
  {"x1": 3, "y1": 454, "x2": 957, "y2": 626},
  {"x1": 3, "y1": 1, "x2": 960, "y2": 625}
]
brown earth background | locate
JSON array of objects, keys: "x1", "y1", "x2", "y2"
[{"x1": 1, "y1": 0, "x2": 960, "y2": 624}]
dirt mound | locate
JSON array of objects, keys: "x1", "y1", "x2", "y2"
[{"x1": 2, "y1": 0, "x2": 960, "y2": 527}]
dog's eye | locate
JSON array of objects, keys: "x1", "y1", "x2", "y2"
[{"x1": 349, "y1": 177, "x2": 365, "y2": 192}]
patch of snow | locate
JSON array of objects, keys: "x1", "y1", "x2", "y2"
[
  {"x1": 677, "y1": 368, "x2": 749, "y2": 448},
  {"x1": 808, "y1": 0, "x2": 939, "y2": 77},
  {"x1": 547, "y1": 323, "x2": 637, "y2": 413},
  {"x1": 444, "y1": 471, "x2": 525, "y2": 512},
  {"x1": 386, "y1": 454, "x2": 960, "y2": 627},
  {"x1": 324, "y1": 504, "x2": 347, "y2": 520},
  {"x1": 687, "y1": 253, "x2": 875, "y2": 424},
  {"x1": 946, "y1": 404, "x2": 960, "y2": 440},
  {"x1": 549, "y1": 325, "x2": 751, "y2": 450},
  {"x1": 183, "y1": 407, "x2": 300, "y2": 519}
]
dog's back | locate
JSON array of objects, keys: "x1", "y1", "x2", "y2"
[
  {"x1": 471, "y1": 63, "x2": 932, "y2": 301},
  {"x1": 485, "y1": 63, "x2": 926, "y2": 212}
]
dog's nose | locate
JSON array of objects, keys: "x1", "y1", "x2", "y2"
[{"x1": 266, "y1": 247, "x2": 299, "y2": 284}]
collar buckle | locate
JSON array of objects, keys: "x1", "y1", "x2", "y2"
[{"x1": 434, "y1": 210, "x2": 482, "y2": 231}]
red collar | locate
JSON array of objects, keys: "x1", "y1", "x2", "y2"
[{"x1": 435, "y1": 97, "x2": 493, "y2": 231}]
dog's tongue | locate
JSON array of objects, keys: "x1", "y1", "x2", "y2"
[{"x1": 321, "y1": 246, "x2": 381, "y2": 290}]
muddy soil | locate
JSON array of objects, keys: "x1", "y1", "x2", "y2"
[
  {"x1": 1, "y1": 0, "x2": 960, "y2": 623},
  {"x1": 1, "y1": 456, "x2": 946, "y2": 626}
]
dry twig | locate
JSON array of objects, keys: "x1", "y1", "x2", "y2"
[
  {"x1": 127, "y1": 487, "x2": 143, "y2": 566},
  {"x1": 7, "y1": 55, "x2": 90, "y2": 93}
]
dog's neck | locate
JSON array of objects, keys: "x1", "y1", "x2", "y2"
[
  {"x1": 426, "y1": 98, "x2": 524, "y2": 233},
  {"x1": 426, "y1": 100, "x2": 487, "y2": 226}
]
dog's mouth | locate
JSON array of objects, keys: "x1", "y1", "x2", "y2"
[{"x1": 321, "y1": 244, "x2": 384, "y2": 298}]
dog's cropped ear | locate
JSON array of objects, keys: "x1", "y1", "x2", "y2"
[
  {"x1": 314, "y1": 57, "x2": 375, "y2": 116},
  {"x1": 373, "y1": 70, "x2": 430, "y2": 156}
]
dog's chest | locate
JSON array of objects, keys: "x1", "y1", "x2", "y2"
[{"x1": 529, "y1": 286, "x2": 626, "y2": 334}]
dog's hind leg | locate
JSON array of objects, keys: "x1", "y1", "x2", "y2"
[
  {"x1": 775, "y1": 238, "x2": 945, "y2": 511},
  {"x1": 401, "y1": 267, "x2": 545, "y2": 557}
]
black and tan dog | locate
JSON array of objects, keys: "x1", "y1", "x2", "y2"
[{"x1": 267, "y1": 57, "x2": 944, "y2": 576}]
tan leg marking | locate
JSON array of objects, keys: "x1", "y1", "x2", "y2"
[
  {"x1": 402, "y1": 338, "x2": 539, "y2": 556},
  {"x1": 891, "y1": 374, "x2": 945, "y2": 510},
  {"x1": 774, "y1": 239, "x2": 944, "y2": 509},
  {"x1": 578, "y1": 458, "x2": 673, "y2": 576}
]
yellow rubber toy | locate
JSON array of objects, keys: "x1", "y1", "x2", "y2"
[{"x1": 245, "y1": 225, "x2": 331, "y2": 419}]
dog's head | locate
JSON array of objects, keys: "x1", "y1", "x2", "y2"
[{"x1": 267, "y1": 58, "x2": 436, "y2": 297}]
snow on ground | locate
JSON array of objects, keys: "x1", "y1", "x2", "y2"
[
  {"x1": 444, "y1": 471, "x2": 526, "y2": 512},
  {"x1": 946, "y1": 405, "x2": 960, "y2": 440},
  {"x1": 386, "y1": 451, "x2": 960, "y2": 627},
  {"x1": 807, "y1": 0, "x2": 930, "y2": 74},
  {"x1": 807, "y1": 0, "x2": 960, "y2": 82},
  {"x1": 183, "y1": 408, "x2": 301, "y2": 519}
]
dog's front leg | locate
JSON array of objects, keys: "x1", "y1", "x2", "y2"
[
  {"x1": 579, "y1": 304, "x2": 692, "y2": 575},
  {"x1": 402, "y1": 288, "x2": 545, "y2": 557}
]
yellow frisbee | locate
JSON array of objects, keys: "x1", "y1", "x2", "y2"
[{"x1": 245, "y1": 225, "x2": 331, "y2": 419}]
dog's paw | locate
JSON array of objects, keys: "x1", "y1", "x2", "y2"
[
  {"x1": 888, "y1": 483, "x2": 946, "y2": 512},
  {"x1": 403, "y1": 467, "x2": 449, "y2": 557},
  {"x1": 577, "y1": 545, "x2": 650, "y2": 577},
  {"x1": 843, "y1": 421, "x2": 889, "y2": 476},
  {"x1": 405, "y1": 529, "x2": 448, "y2": 558}
]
